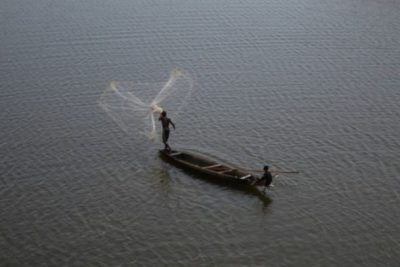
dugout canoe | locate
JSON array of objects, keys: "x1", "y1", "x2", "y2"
[{"x1": 158, "y1": 149, "x2": 267, "y2": 192}]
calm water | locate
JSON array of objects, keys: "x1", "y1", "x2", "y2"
[{"x1": 1, "y1": 0, "x2": 400, "y2": 266}]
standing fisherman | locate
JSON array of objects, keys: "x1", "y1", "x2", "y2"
[{"x1": 159, "y1": 110, "x2": 175, "y2": 151}]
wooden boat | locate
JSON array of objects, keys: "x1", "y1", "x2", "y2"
[{"x1": 158, "y1": 149, "x2": 268, "y2": 194}]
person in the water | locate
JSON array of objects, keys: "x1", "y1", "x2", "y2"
[{"x1": 159, "y1": 110, "x2": 175, "y2": 151}]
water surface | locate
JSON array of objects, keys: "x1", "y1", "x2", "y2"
[{"x1": 1, "y1": 0, "x2": 400, "y2": 266}]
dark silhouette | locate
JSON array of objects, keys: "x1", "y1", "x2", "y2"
[
  {"x1": 158, "y1": 110, "x2": 175, "y2": 151},
  {"x1": 259, "y1": 165, "x2": 273, "y2": 187}
]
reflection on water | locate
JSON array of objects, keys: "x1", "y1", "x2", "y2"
[{"x1": 1, "y1": 0, "x2": 400, "y2": 266}]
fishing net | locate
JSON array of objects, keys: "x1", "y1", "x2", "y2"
[{"x1": 98, "y1": 69, "x2": 194, "y2": 142}]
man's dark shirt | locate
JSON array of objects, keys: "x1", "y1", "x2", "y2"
[
  {"x1": 262, "y1": 171, "x2": 273, "y2": 186},
  {"x1": 159, "y1": 117, "x2": 172, "y2": 130}
]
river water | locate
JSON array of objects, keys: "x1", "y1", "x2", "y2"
[{"x1": 1, "y1": 0, "x2": 400, "y2": 266}]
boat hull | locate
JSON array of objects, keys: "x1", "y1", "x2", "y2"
[{"x1": 158, "y1": 149, "x2": 269, "y2": 198}]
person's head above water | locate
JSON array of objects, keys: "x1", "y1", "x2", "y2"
[
  {"x1": 161, "y1": 111, "x2": 167, "y2": 117},
  {"x1": 264, "y1": 165, "x2": 269, "y2": 171}
]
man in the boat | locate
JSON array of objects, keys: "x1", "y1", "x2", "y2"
[
  {"x1": 159, "y1": 110, "x2": 175, "y2": 152},
  {"x1": 252, "y1": 165, "x2": 273, "y2": 187}
]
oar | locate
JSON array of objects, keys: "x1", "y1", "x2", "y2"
[
  {"x1": 272, "y1": 171, "x2": 300, "y2": 174},
  {"x1": 240, "y1": 169, "x2": 300, "y2": 174}
]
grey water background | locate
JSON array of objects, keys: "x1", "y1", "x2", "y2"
[{"x1": 1, "y1": 0, "x2": 400, "y2": 266}]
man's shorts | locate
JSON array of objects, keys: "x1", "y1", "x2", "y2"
[{"x1": 162, "y1": 129, "x2": 170, "y2": 143}]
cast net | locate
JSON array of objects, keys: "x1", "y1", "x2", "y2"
[{"x1": 98, "y1": 69, "x2": 194, "y2": 142}]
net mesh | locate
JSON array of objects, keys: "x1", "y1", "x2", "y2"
[{"x1": 98, "y1": 69, "x2": 194, "y2": 142}]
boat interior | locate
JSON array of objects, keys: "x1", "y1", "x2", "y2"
[{"x1": 170, "y1": 152, "x2": 247, "y2": 177}]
